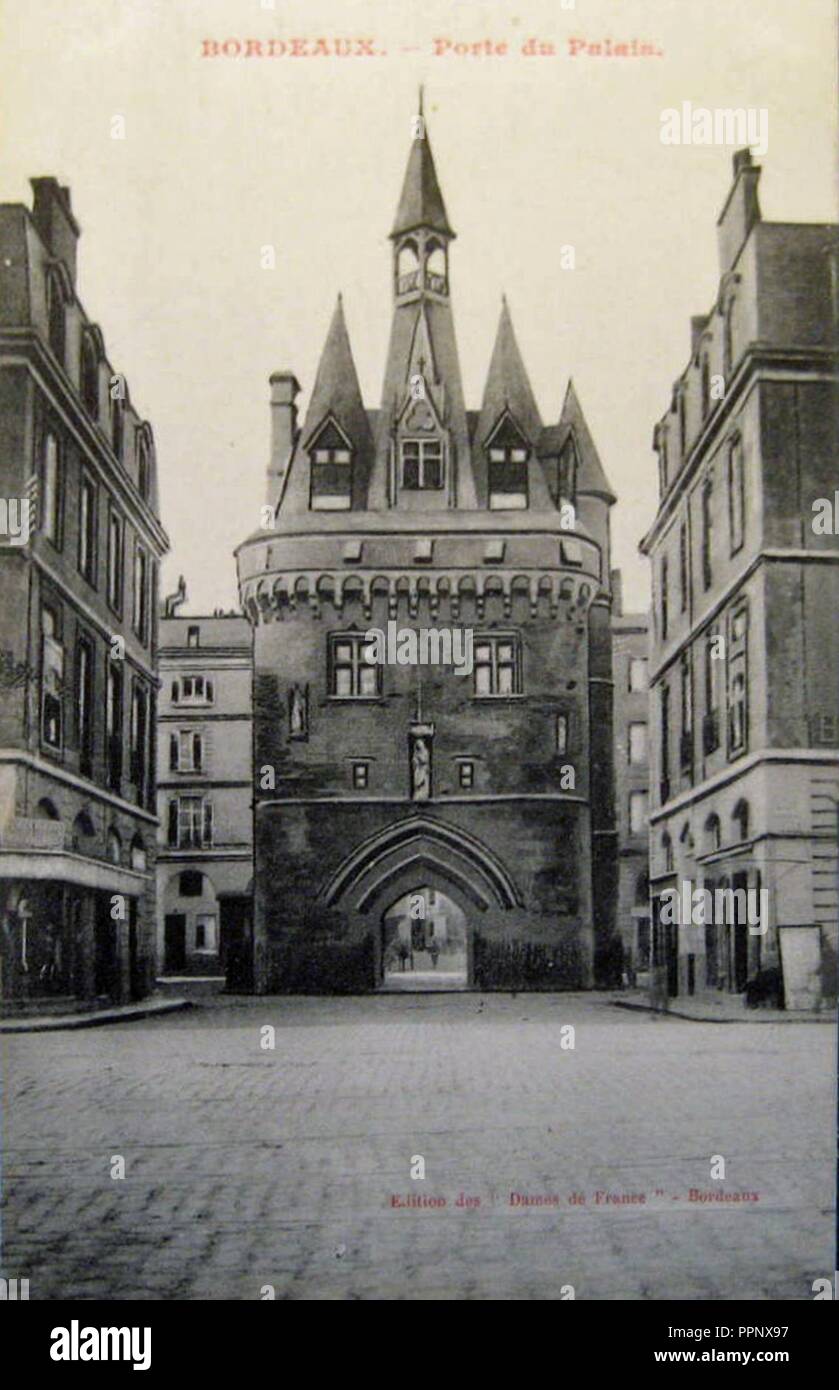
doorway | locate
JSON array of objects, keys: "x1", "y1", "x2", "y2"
[
  {"x1": 380, "y1": 886, "x2": 468, "y2": 991},
  {"x1": 164, "y1": 914, "x2": 187, "y2": 973}
]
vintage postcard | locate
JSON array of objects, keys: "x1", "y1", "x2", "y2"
[{"x1": 0, "y1": 0, "x2": 837, "y2": 1342}]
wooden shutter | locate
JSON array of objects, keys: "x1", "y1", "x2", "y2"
[
  {"x1": 202, "y1": 800, "x2": 213, "y2": 847},
  {"x1": 167, "y1": 798, "x2": 178, "y2": 846},
  {"x1": 169, "y1": 732, "x2": 178, "y2": 770}
]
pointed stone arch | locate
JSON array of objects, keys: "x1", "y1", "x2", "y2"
[{"x1": 318, "y1": 814, "x2": 523, "y2": 913}]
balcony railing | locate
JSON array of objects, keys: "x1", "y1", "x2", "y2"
[
  {"x1": 396, "y1": 269, "x2": 449, "y2": 296},
  {"x1": 0, "y1": 818, "x2": 65, "y2": 851}
]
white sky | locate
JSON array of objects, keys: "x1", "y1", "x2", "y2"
[{"x1": 2, "y1": 0, "x2": 836, "y2": 614}]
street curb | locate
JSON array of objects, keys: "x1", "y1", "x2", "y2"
[
  {"x1": 0, "y1": 998, "x2": 193, "y2": 1034},
  {"x1": 610, "y1": 998, "x2": 833, "y2": 1024}
]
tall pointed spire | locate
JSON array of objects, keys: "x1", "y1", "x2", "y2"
[
  {"x1": 277, "y1": 295, "x2": 374, "y2": 515},
  {"x1": 476, "y1": 297, "x2": 543, "y2": 447},
  {"x1": 390, "y1": 101, "x2": 454, "y2": 241},
  {"x1": 556, "y1": 380, "x2": 616, "y2": 501},
  {"x1": 300, "y1": 294, "x2": 370, "y2": 446}
]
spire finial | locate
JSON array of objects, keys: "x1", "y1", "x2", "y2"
[{"x1": 418, "y1": 84, "x2": 424, "y2": 119}]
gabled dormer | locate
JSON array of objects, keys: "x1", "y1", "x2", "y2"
[
  {"x1": 306, "y1": 417, "x2": 354, "y2": 511},
  {"x1": 484, "y1": 412, "x2": 531, "y2": 510}
]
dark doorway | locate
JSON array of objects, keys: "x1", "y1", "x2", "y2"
[
  {"x1": 164, "y1": 914, "x2": 187, "y2": 973},
  {"x1": 666, "y1": 921, "x2": 679, "y2": 997},
  {"x1": 128, "y1": 899, "x2": 143, "y2": 1001},
  {"x1": 220, "y1": 897, "x2": 252, "y2": 980},
  {"x1": 94, "y1": 894, "x2": 120, "y2": 1000},
  {"x1": 733, "y1": 872, "x2": 749, "y2": 992}
]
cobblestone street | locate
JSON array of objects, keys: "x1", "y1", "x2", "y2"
[{"x1": 1, "y1": 994, "x2": 834, "y2": 1301}]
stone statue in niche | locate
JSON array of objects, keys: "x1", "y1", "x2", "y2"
[
  {"x1": 289, "y1": 684, "x2": 308, "y2": 739},
  {"x1": 411, "y1": 736, "x2": 431, "y2": 800}
]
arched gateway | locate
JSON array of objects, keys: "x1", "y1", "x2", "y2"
[{"x1": 238, "y1": 99, "x2": 617, "y2": 996}]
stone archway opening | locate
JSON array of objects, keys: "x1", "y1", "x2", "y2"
[{"x1": 380, "y1": 885, "x2": 468, "y2": 992}]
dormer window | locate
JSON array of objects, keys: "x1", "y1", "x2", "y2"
[
  {"x1": 486, "y1": 415, "x2": 529, "y2": 510},
  {"x1": 309, "y1": 421, "x2": 353, "y2": 510},
  {"x1": 401, "y1": 438, "x2": 443, "y2": 490},
  {"x1": 488, "y1": 446, "x2": 528, "y2": 510}
]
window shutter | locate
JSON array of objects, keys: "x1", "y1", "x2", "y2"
[
  {"x1": 206, "y1": 679, "x2": 215, "y2": 703},
  {"x1": 201, "y1": 728, "x2": 212, "y2": 773},
  {"x1": 171, "y1": 679, "x2": 179, "y2": 703},
  {"x1": 203, "y1": 800, "x2": 213, "y2": 847},
  {"x1": 169, "y1": 732, "x2": 179, "y2": 770},
  {"x1": 194, "y1": 733, "x2": 203, "y2": 772},
  {"x1": 167, "y1": 798, "x2": 178, "y2": 846}
]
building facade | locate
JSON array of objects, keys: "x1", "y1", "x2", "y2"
[
  {"x1": 0, "y1": 178, "x2": 168, "y2": 1011},
  {"x1": 640, "y1": 150, "x2": 839, "y2": 1011},
  {"x1": 236, "y1": 106, "x2": 621, "y2": 993},
  {"x1": 156, "y1": 600, "x2": 253, "y2": 978},
  {"x1": 610, "y1": 573, "x2": 651, "y2": 985}
]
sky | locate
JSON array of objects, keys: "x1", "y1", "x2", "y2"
[{"x1": 1, "y1": 0, "x2": 836, "y2": 615}]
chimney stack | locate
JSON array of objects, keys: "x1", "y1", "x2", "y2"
[
  {"x1": 30, "y1": 178, "x2": 80, "y2": 284},
  {"x1": 716, "y1": 149, "x2": 761, "y2": 274},
  {"x1": 267, "y1": 371, "x2": 301, "y2": 506}
]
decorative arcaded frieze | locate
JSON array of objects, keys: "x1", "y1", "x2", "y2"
[{"x1": 239, "y1": 568, "x2": 600, "y2": 626}]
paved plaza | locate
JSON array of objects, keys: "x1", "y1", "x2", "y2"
[{"x1": 1, "y1": 993, "x2": 834, "y2": 1300}]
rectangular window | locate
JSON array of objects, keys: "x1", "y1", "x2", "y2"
[
  {"x1": 660, "y1": 556, "x2": 669, "y2": 640},
  {"x1": 176, "y1": 796, "x2": 204, "y2": 849},
  {"x1": 458, "y1": 760, "x2": 474, "y2": 790},
  {"x1": 311, "y1": 447, "x2": 353, "y2": 509},
  {"x1": 628, "y1": 657, "x2": 648, "y2": 692},
  {"x1": 106, "y1": 661, "x2": 123, "y2": 792},
  {"x1": 727, "y1": 606, "x2": 748, "y2": 757},
  {"x1": 329, "y1": 633, "x2": 380, "y2": 698},
  {"x1": 556, "y1": 714, "x2": 569, "y2": 756},
  {"x1": 401, "y1": 439, "x2": 443, "y2": 491},
  {"x1": 107, "y1": 508, "x2": 124, "y2": 613},
  {"x1": 172, "y1": 676, "x2": 215, "y2": 706},
  {"x1": 679, "y1": 523, "x2": 688, "y2": 612},
  {"x1": 130, "y1": 682, "x2": 148, "y2": 803},
  {"x1": 352, "y1": 762, "x2": 369, "y2": 790},
  {"x1": 728, "y1": 656, "x2": 748, "y2": 755},
  {"x1": 195, "y1": 914, "x2": 217, "y2": 952},
  {"x1": 187, "y1": 625, "x2": 200, "y2": 648},
  {"x1": 488, "y1": 447, "x2": 528, "y2": 510},
  {"x1": 473, "y1": 634, "x2": 521, "y2": 697},
  {"x1": 728, "y1": 439, "x2": 745, "y2": 554},
  {"x1": 133, "y1": 544, "x2": 149, "y2": 644},
  {"x1": 42, "y1": 433, "x2": 62, "y2": 546},
  {"x1": 171, "y1": 730, "x2": 203, "y2": 773},
  {"x1": 701, "y1": 478, "x2": 713, "y2": 590},
  {"x1": 628, "y1": 722, "x2": 647, "y2": 764},
  {"x1": 629, "y1": 790, "x2": 649, "y2": 833},
  {"x1": 76, "y1": 634, "x2": 94, "y2": 777},
  {"x1": 78, "y1": 474, "x2": 97, "y2": 584},
  {"x1": 40, "y1": 606, "x2": 64, "y2": 751},
  {"x1": 660, "y1": 682, "x2": 671, "y2": 799},
  {"x1": 680, "y1": 656, "x2": 693, "y2": 771}
]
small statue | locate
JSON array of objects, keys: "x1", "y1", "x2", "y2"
[
  {"x1": 411, "y1": 737, "x2": 431, "y2": 800},
  {"x1": 289, "y1": 684, "x2": 307, "y2": 738}
]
